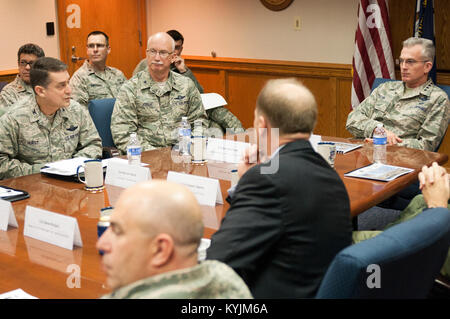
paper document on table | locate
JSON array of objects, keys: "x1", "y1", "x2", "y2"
[
  {"x1": 200, "y1": 93, "x2": 227, "y2": 110},
  {"x1": 344, "y1": 163, "x2": 414, "y2": 182},
  {"x1": 0, "y1": 288, "x2": 38, "y2": 299},
  {"x1": 40, "y1": 157, "x2": 106, "y2": 176},
  {"x1": 206, "y1": 138, "x2": 250, "y2": 163},
  {"x1": 332, "y1": 142, "x2": 363, "y2": 154}
]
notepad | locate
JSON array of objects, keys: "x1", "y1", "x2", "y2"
[
  {"x1": 0, "y1": 186, "x2": 29, "y2": 202},
  {"x1": 344, "y1": 163, "x2": 414, "y2": 182}
]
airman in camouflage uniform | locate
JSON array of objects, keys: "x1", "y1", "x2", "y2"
[
  {"x1": 102, "y1": 260, "x2": 253, "y2": 299},
  {"x1": 346, "y1": 79, "x2": 448, "y2": 151},
  {"x1": 133, "y1": 29, "x2": 244, "y2": 134},
  {"x1": 111, "y1": 32, "x2": 209, "y2": 154},
  {"x1": 97, "y1": 180, "x2": 252, "y2": 299},
  {"x1": 0, "y1": 43, "x2": 45, "y2": 116},
  {"x1": 0, "y1": 57, "x2": 102, "y2": 179},
  {"x1": 346, "y1": 37, "x2": 449, "y2": 152},
  {"x1": 69, "y1": 60, "x2": 126, "y2": 109},
  {"x1": 69, "y1": 31, "x2": 126, "y2": 109}
]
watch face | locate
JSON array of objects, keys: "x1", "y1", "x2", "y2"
[{"x1": 260, "y1": 0, "x2": 293, "y2": 11}]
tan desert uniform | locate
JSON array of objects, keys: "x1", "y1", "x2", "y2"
[
  {"x1": 69, "y1": 60, "x2": 126, "y2": 109},
  {"x1": 101, "y1": 260, "x2": 253, "y2": 299},
  {"x1": 0, "y1": 75, "x2": 34, "y2": 116},
  {"x1": 111, "y1": 70, "x2": 208, "y2": 154},
  {"x1": 0, "y1": 96, "x2": 102, "y2": 179},
  {"x1": 346, "y1": 79, "x2": 449, "y2": 151}
]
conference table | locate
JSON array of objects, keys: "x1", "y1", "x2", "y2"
[{"x1": 0, "y1": 137, "x2": 447, "y2": 299}]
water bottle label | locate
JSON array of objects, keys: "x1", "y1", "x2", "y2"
[
  {"x1": 128, "y1": 147, "x2": 141, "y2": 156},
  {"x1": 373, "y1": 137, "x2": 387, "y2": 145}
]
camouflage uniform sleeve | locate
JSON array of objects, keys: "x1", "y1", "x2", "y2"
[
  {"x1": 186, "y1": 80, "x2": 209, "y2": 136},
  {"x1": 207, "y1": 107, "x2": 244, "y2": 133},
  {"x1": 132, "y1": 59, "x2": 147, "y2": 77},
  {"x1": 69, "y1": 72, "x2": 90, "y2": 109},
  {"x1": 346, "y1": 87, "x2": 384, "y2": 138},
  {"x1": 399, "y1": 95, "x2": 449, "y2": 151},
  {"x1": 182, "y1": 68, "x2": 204, "y2": 93},
  {"x1": 0, "y1": 86, "x2": 18, "y2": 110},
  {"x1": 0, "y1": 114, "x2": 42, "y2": 179},
  {"x1": 110, "y1": 80, "x2": 140, "y2": 154},
  {"x1": 72, "y1": 105, "x2": 103, "y2": 159}
]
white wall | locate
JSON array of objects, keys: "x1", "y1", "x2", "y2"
[
  {"x1": 0, "y1": 0, "x2": 60, "y2": 70},
  {"x1": 146, "y1": 0, "x2": 358, "y2": 64}
]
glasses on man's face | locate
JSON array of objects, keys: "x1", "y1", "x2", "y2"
[
  {"x1": 87, "y1": 43, "x2": 107, "y2": 49},
  {"x1": 398, "y1": 58, "x2": 429, "y2": 67},
  {"x1": 19, "y1": 60, "x2": 35, "y2": 68},
  {"x1": 147, "y1": 49, "x2": 172, "y2": 58}
]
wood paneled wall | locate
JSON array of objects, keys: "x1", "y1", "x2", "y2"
[{"x1": 185, "y1": 56, "x2": 450, "y2": 167}]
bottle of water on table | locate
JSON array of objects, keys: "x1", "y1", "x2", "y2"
[
  {"x1": 127, "y1": 132, "x2": 141, "y2": 165},
  {"x1": 178, "y1": 116, "x2": 191, "y2": 156},
  {"x1": 373, "y1": 123, "x2": 387, "y2": 164}
]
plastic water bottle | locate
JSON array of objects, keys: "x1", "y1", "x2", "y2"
[
  {"x1": 373, "y1": 123, "x2": 387, "y2": 164},
  {"x1": 127, "y1": 132, "x2": 141, "y2": 165},
  {"x1": 178, "y1": 116, "x2": 191, "y2": 156}
]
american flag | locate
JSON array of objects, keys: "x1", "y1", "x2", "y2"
[{"x1": 351, "y1": 0, "x2": 396, "y2": 109}]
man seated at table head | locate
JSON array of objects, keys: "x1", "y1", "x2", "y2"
[
  {"x1": 111, "y1": 32, "x2": 209, "y2": 154},
  {"x1": 0, "y1": 43, "x2": 45, "y2": 115},
  {"x1": 133, "y1": 29, "x2": 244, "y2": 134},
  {"x1": 206, "y1": 78, "x2": 353, "y2": 298},
  {"x1": 0, "y1": 57, "x2": 102, "y2": 179},
  {"x1": 346, "y1": 37, "x2": 449, "y2": 151},
  {"x1": 97, "y1": 180, "x2": 253, "y2": 299},
  {"x1": 69, "y1": 30, "x2": 127, "y2": 109}
]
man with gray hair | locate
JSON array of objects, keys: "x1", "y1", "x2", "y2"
[
  {"x1": 97, "y1": 180, "x2": 252, "y2": 299},
  {"x1": 111, "y1": 32, "x2": 208, "y2": 153},
  {"x1": 346, "y1": 37, "x2": 448, "y2": 152},
  {"x1": 207, "y1": 78, "x2": 352, "y2": 298}
]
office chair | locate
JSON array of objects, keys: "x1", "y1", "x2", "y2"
[
  {"x1": 88, "y1": 98, "x2": 119, "y2": 158},
  {"x1": 0, "y1": 81, "x2": 8, "y2": 92},
  {"x1": 316, "y1": 207, "x2": 450, "y2": 299}
]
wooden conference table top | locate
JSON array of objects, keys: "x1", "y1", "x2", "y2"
[{"x1": 0, "y1": 137, "x2": 447, "y2": 298}]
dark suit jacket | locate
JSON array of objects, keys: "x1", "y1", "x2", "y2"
[{"x1": 206, "y1": 139, "x2": 352, "y2": 298}]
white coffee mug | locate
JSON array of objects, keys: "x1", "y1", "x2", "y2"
[
  {"x1": 317, "y1": 142, "x2": 336, "y2": 168},
  {"x1": 76, "y1": 159, "x2": 104, "y2": 189}
]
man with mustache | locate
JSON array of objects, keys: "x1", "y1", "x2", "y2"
[
  {"x1": 0, "y1": 43, "x2": 45, "y2": 115},
  {"x1": 346, "y1": 37, "x2": 448, "y2": 152},
  {"x1": 70, "y1": 30, "x2": 127, "y2": 109},
  {"x1": 0, "y1": 57, "x2": 102, "y2": 179},
  {"x1": 111, "y1": 32, "x2": 208, "y2": 153}
]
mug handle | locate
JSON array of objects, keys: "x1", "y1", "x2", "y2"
[{"x1": 76, "y1": 165, "x2": 86, "y2": 184}]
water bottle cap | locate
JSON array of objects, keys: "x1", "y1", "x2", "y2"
[{"x1": 376, "y1": 123, "x2": 384, "y2": 128}]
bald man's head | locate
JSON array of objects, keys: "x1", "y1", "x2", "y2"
[
  {"x1": 147, "y1": 32, "x2": 175, "y2": 52},
  {"x1": 117, "y1": 180, "x2": 204, "y2": 247}
]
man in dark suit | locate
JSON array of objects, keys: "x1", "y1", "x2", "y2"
[{"x1": 206, "y1": 78, "x2": 352, "y2": 298}]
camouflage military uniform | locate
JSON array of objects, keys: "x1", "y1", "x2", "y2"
[
  {"x1": 111, "y1": 70, "x2": 208, "y2": 154},
  {"x1": 101, "y1": 260, "x2": 253, "y2": 299},
  {"x1": 0, "y1": 96, "x2": 102, "y2": 179},
  {"x1": 346, "y1": 79, "x2": 449, "y2": 151},
  {"x1": 0, "y1": 75, "x2": 34, "y2": 116},
  {"x1": 133, "y1": 59, "x2": 244, "y2": 132},
  {"x1": 69, "y1": 60, "x2": 126, "y2": 109}
]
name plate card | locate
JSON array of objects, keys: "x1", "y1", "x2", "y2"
[
  {"x1": 0, "y1": 199, "x2": 18, "y2": 231},
  {"x1": 206, "y1": 138, "x2": 250, "y2": 164},
  {"x1": 105, "y1": 158, "x2": 151, "y2": 188},
  {"x1": 166, "y1": 171, "x2": 223, "y2": 207},
  {"x1": 23, "y1": 206, "x2": 82, "y2": 250},
  {"x1": 207, "y1": 162, "x2": 238, "y2": 181}
]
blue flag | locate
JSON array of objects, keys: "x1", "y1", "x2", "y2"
[{"x1": 413, "y1": 0, "x2": 436, "y2": 83}]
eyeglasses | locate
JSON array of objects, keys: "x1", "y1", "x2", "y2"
[
  {"x1": 147, "y1": 49, "x2": 172, "y2": 58},
  {"x1": 87, "y1": 43, "x2": 107, "y2": 49},
  {"x1": 19, "y1": 60, "x2": 35, "y2": 67},
  {"x1": 398, "y1": 58, "x2": 429, "y2": 67}
]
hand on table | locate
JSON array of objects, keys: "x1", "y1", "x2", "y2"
[{"x1": 418, "y1": 162, "x2": 449, "y2": 208}]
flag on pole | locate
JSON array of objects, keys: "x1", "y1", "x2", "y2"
[
  {"x1": 351, "y1": 0, "x2": 395, "y2": 109},
  {"x1": 413, "y1": 0, "x2": 436, "y2": 83}
]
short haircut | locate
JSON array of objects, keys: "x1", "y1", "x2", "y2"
[
  {"x1": 17, "y1": 43, "x2": 45, "y2": 62},
  {"x1": 87, "y1": 30, "x2": 109, "y2": 46},
  {"x1": 167, "y1": 29, "x2": 184, "y2": 44},
  {"x1": 402, "y1": 37, "x2": 435, "y2": 62},
  {"x1": 30, "y1": 57, "x2": 67, "y2": 90},
  {"x1": 256, "y1": 78, "x2": 318, "y2": 134}
]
